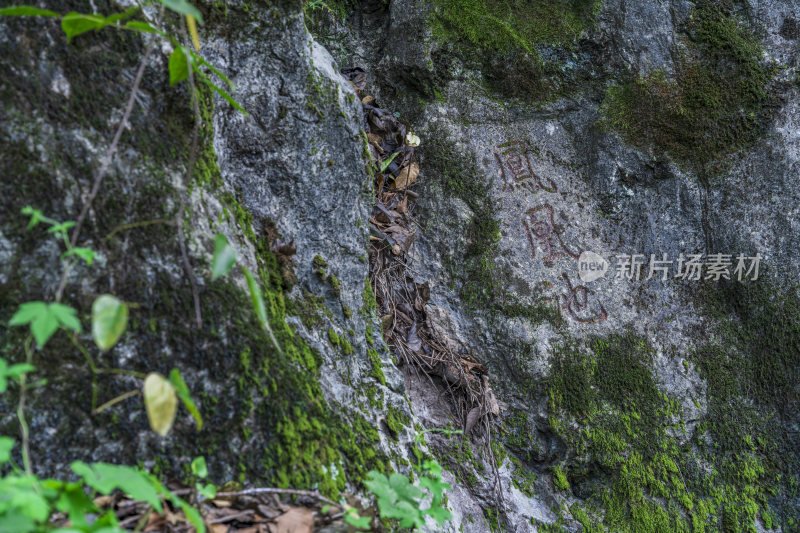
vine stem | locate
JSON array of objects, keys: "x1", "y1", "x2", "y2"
[
  {"x1": 177, "y1": 16, "x2": 203, "y2": 329},
  {"x1": 214, "y1": 487, "x2": 342, "y2": 509},
  {"x1": 18, "y1": 337, "x2": 34, "y2": 476},
  {"x1": 55, "y1": 12, "x2": 161, "y2": 302},
  {"x1": 93, "y1": 389, "x2": 140, "y2": 415}
]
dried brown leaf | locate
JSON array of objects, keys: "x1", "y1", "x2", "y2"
[
  {"x1": 393, "y1": 162, "x2": 419, "y2": 190},
  {"x1": 93, "y1": 495, "x2": 114, "y2": 508},
  {"x1": 485, "y1": 383, "x2": 501, "y2": 416},
  {"x1": 464, "y1": 406, "x2": 482, "y2": 435},
  {"x1": 270, "y1": 507, "x2": 314, "y2": 533},
  {"x1": 212, "y1": 499, "x2": 233, "y2": 508},
  {"x1": 396, "y1": 196, "x2": 408, "y2": 214},
  {"x1": 460, "y1": 358, "x2": 485, "y2": 374}
]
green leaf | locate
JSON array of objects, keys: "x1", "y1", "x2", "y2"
[
  {"x1": 364, "y1": 471, "x2": 396, "y2": 504},
  {"x1": 168, "y1": 46, "x2": 191, "y2": 86},
  {"x1": 62, "y1": 247, "x2": 97, "y2": 265},
  {"x1": 21, "y1": 205, "x2": 43, "y2": 229},
  {"x1": 169, "y1": 368, "x2": 202, "y2": 430},
  {"x1": 124, "y1": 20, "x2": 157, "y2": 33},
  {"x1": 389, "y1": 472, "x2": 423, "y2": 501},
  {"x1": 242, "y1": 267, "x2": 282, "y2": 354},
  {"x1": 419, "y1": 475, "x2": 450, "y2": 501},
  {"x1": 0, "y1": 6, "x2": 60, "y2": 17},
  {"x1": 61, "y1": 12, "x2": 107, "y2": 42},
  {"x1": 201, "y1": 76, "x2": 247, "y2": 115},
  {"x1": 190, "y1": 456, "x2": 207, "y2": 479},
  {"x1": 211, "y1": 233, "x2": 236, "y2": 280},
  {"x1": 158, "y1": 0, "x2": 203, "y2": 23},
  {"x1": 243, "y1": 268, "x2": 268, "y2": 329},
  {"x1": 424, "y1": 501, "x2": 452, "y2": 525},
  {"x1": 6, "y1": 363, "x2": 35, "y2": 378},
  {"x1": 20, "y1": 206, "x2": 56, "y2": 230},
  {"x1": 50, "y1": 303, "x2": 81, "y2": 333},
  {"x1": 53, "y1": 482, "x2": 96, "y2": 529},
  {"x1": 192, "y1": 51, "x2": 233, "y2": 88},
  {"x1": 104, "y1": 5, "x2": 139, "y2": 24},
  {"x1": 0, "y1": 437, "x2": 14, "y2": 463},
  {"x1": 10, "y1": 302, "x2": 79, "y2": 347},
  {"x1": 343, "y1": 508, "x2": 371, "y2": 529},
  {"x1": 176, "y1": 498, "x2": 206, "y2": 533},
  {"x1": 11, "y1": 488, "x2": 50, "y2": 523},
  {"x1": 143, "y1": 373, "x2": 177, "y2": 436},
  {"x1": 196, "y1": 482, "x2": 216, "y2": 499},
  {"x1": 380, "y1": 152, "x2": 398, "y2": 173},
  {"x1": 422, "y1": 459, "x2": 442, "y2": 478},
  {"x1": 381, "y1": 500, "x2": 422, "y2": 528},
  {"x1": 91, "y1": 295, "x2": 128, "y2": 352},
  {"x1": 47, "y1": 220, "x2": 75, "y2": 237},
  {"x1": 30, "y1": 308, "x2": 59, "y2": 348},
  {"x1": 71, "y1": 462, "x2": 163, "y2": 513},
  {"x1": 0, "y1": 510, "x2": 35, "y2": 533},
  {"x1": 9, "y1": 301, "x2": 47, "y2": 326}
]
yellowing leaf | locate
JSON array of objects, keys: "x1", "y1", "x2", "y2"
[
  {"x1": 143, "y1": 373, "x2": 177, "y2": 436},
  {"x1": 92, "y1": 295, "x2": 128, "y2": 351},
  {"x1": 187, "y1": 14, "x2": 200, "y2": 50}
]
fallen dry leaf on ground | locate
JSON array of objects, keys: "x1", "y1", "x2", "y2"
[
  {"x1": 393, "y1": 162, "x2": 419, "y2": 190},
  {"x1": 269, "y1": 507, "x2": 314, "y2": 533}
]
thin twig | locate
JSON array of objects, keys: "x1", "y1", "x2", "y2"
[
  {"x1": 93, "y1": 389, "x2": 140, "y2": 415},
  {"x1": 177, "y1": 17, "x2": 203, "y2": 329},
  {"x1": 208, "y1": 510, "x2": 254, "y2": 524},
  {"x1": 215, "y1": 488, "x2": 342, "y2": 509},
  {"x1": 56, "y1": 15, "x2": 161, "y2": 302}
]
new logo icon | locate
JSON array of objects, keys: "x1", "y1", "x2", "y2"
[{"x1": 578, "y1": 251, "x2": 609, "y2": 282}]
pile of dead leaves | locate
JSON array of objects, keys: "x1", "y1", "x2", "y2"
[
  {"x1": 53, "y1": 486, "x2": 354, "y2": 533},
  {"x1": 342, "y1": 67, "x2": 503, "y2": 440}
]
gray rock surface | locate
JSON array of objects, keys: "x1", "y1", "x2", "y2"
[
  {"x1": 1, "y1": 0, "x2": 799, "y2": 531},
  {"x1": 0, "y1": 0, "x2": 416, "y2": 490}
]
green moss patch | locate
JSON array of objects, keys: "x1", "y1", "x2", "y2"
[
  {"x1": 431, "y1": 0, "x2": 597, "y2": 51},
  {"x1": 429, "y1": 0, "x2": 600, "y2": 101},
  {"x1": 545, "y1": 326, "x2": 795, "y2": 532},
  {"x1": 601, "y1": 0, "x2": 778, "y2": 174}
]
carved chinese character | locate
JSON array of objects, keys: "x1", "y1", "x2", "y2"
[
  {"x1": 560, "y1": 272, "x2": 608, "y2": 324},
  {"x1": 494, "y1": 141, "x2": 557, "y2": 194},
  {"x1": 522, "y1": 204, "x2": 581, "y2": 263}
]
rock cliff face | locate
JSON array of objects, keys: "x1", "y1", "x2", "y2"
[{"x1": 1, "y1": 0, "x2": 799, "y2": 531}]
